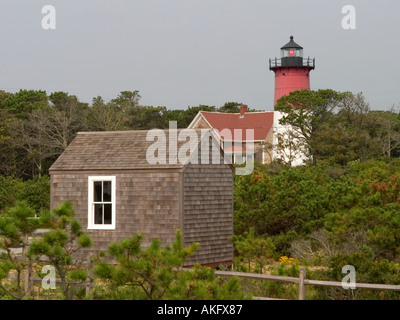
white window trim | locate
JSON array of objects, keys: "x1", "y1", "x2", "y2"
[{"x1": 88, "y1": 176, "x2": 116, "y2": 230}]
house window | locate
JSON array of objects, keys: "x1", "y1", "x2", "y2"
[
  {"x1": 234, "y1": 154, "x2": 246, "y2": 164},
  {"x1": 233, "y1": 153, "x2": 254, "y2": 164},
  {"x1": 88, "y1": 176, "x2": 116, "y2": 230}
]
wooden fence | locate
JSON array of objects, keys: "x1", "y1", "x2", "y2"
[
  {"x1": 8, "y1": 270, "x2": 94, "y2": 299},
  {"x1": 6, "y1": 266, "x2": 400, "y2": 300},
  {"x1": 214, "y1": 269, "x2": 400, "y2": 300},
  {"x1": 6, "y1": 257, "x2": 94, "y2": 300}
]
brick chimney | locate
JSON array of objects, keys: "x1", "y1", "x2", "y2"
[{"x1": 240, "y1": 104, "x2": 248, "y2": 118}]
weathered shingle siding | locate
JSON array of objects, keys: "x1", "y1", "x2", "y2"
[
  {"x1": 193, "y1": 116, "x2": 212, "y2": 129},
  {"x1": 51, "y1": 170, "x2": 181, "y2": 261},
  {"x1": 183, "y1": 164, "x2": 234, "y2": 266}
]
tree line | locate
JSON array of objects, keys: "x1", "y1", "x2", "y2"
[
  {"x1": 0, "y1": 89, "x2": 243, "y2": 179},
  {"x1": 2, "y1": 87, "x2": 399, "y2": 179}
]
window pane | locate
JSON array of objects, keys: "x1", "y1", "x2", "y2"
[
  {"x1": 94, "y1": 204, "x2": 103, "y2": 224},
  {"x1": 104, "y1": 204, "x2": 112, "y2": 224},
  {"x1": 94, "y1": 181, "x2": 102, "y2": 202},
  {"x1": 103, "y1": 181, "x2": 112, "y2": 202},
  {"x1": 235, "y1": 154, "x2": 244, "y2": 164}
]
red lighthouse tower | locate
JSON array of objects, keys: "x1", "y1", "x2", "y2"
[{"x1": 269, "y1": 36, "x2": 315, "y2": 105}]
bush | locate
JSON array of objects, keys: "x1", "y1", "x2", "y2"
[
  {"x1": 235, "y1": 160, "x2": 400, "y2": 261},
  {"x1": 0, "y1": 176, "x2": 50, "y2": 214},
  {"x1": 0, "y1": 177, "x2": 21, "y2": 212},
  {"x1": 233, "y1": 160, "x2": 400, "y2": 299},
  {"x1": 18, "y1": 176, "x2": 50, "y2": 213}
]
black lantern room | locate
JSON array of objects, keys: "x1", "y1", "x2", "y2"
[
  {"x1": 280, "y1": 36, "x2": 303, "y2": 67},
  {"x1": 269, "y1": 36, "x2": 315, "y2": 70}
]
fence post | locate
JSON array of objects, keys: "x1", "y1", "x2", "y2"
[
  {"x1": 299, "y1": 268, "x2": 306, "y2": 300},
  {"x1": 85, "y1": 256, "x2": 93, "y2": 298},
  {"x1": 24, "y1": 262, "x2": 32, "y2": 298}
]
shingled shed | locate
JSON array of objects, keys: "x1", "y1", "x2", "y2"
[{"x1": 49, "y1": 129, "x2": 234, "y2": 266}]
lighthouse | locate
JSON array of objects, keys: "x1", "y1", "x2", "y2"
[{"x1": 269, "y1": 36, "x2": 315, "y2": 105}]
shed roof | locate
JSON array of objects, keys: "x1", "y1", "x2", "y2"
[{"x1": 50, "y1": 129, "x2": 220, "y2": 171}]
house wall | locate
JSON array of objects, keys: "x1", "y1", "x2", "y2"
[
  {"x1": 50, "y1": 170, "x2": 181, "y2": 261},
  {"x1": 255, "y1": 128, "x2": 274, "y2": 164},
  {"x1": 192, "y1": 114, "x2": 275, "y2": 165},
  {"x1": 182, "y1": 164, "x2": 234, "y2": 266}
]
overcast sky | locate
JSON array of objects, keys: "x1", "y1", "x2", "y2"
[{"x1": 0, "y1": 0, "x2": 398, "y2": 111}]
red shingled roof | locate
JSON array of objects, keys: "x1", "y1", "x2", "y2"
[{"x1": 200, "y1": 111, "x2": 274, "y2": 141}]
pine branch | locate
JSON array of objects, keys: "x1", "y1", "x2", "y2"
[{"x1": 0, "y1": 282, "x2": 20, "y2": 300}]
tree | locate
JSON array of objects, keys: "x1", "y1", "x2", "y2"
[
  {"x1": 27, "y1": 201, "x2": 92, "y2": 300},
  {"x1": 231, "y1": 228, "x2": 275, "y2": 273},
  {"x1": 0, "y1": 176, "x2": 50, "y2": 214},
  {"x1": 93, "y1": 230, "x2": 248, "y2": 300},
  {"x1": 0, "y1": 110, "x2": 18, "y2": 176},
  {"x1": 2, "y1": 90, "x2": 48, "y2": 119},
  {"x1": 313, "y1": 120, "x2": 359, "y2": 166},
  {"x1": 218, "y1": 102, "x2": 241, "y2": 113},
  {"x1": 4, "y1": 92, "x2": 88, "y2": 178},
  {"x1": 47, "y1": 92, "x2": 88, "y2": 150},
  {"x1": 274, "y1": 90, "x2": 379, "y2": 166},
  {"x1": 275, "y1": 89, "x2": 346, "y2": 166},
  {"x1": 165, "y1": 109, "x2": 186, "y2": 128},
  {"x1": 93, "y1": 230, "x2": 198, "y2": 299},
  {"x1": 0, "y1": 90, "x2": 13, "y2": 108},
  {"x1": 111, "y1": 90, "x2": 141, "y2": 112},
  {"x1": 368, "y1": 109, "x2": 400, "y2": 158},
  {"x1": 0, "y1": 202, "x2": 41, "y2": 299},
  {"x1": 271, "y1": 129, "x2": 308, "y2": 167},
  {"x1": 18, "y1": 176, "x2": 50, "y2": 213},
  {"x1": 126, "y1": 105, "x2": 169, "y2": 129},
  {"x1": 335, "y1": 92, "x2": 373, "y2": 162},
  {"x1": 86, "y1": 96, "x2": 128, "y2": 131},
  {"x1": 10, "y1": 114, "x2": 58, "y2": 177}
]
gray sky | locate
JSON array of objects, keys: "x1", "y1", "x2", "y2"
[{"x1": 0, "y1": 0, "x2": 398, "y2": 111}]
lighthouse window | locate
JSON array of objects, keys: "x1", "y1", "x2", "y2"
[
  {"x1": 282, "y1": 49, "x2": 295, "y2": 58},
  {"x1": 281, "y1": 48, "x2": 303, "y2": 58}
]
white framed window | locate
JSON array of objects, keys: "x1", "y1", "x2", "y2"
[
  {"x1": 234, "y1": 154, "x2": 246, "y2": 164},
  {"x1": 88, "y1": 176, "x2": 116, "y2": 230},
  {"x1": 233, "y1": 153, "x2": 254, "y2": 164}
]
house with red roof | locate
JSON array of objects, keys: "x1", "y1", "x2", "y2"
[{"x1": 188, "y1": 105, "x2": 276, "y2": 164}]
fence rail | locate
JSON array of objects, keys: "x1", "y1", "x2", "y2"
[{"x1": 214, "y1": 269, "x2": 400, "y2": 300}]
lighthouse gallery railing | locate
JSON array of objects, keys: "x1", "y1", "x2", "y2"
[{"x1": 269, "y1": 57, "x2": 315, "y2": 69}]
